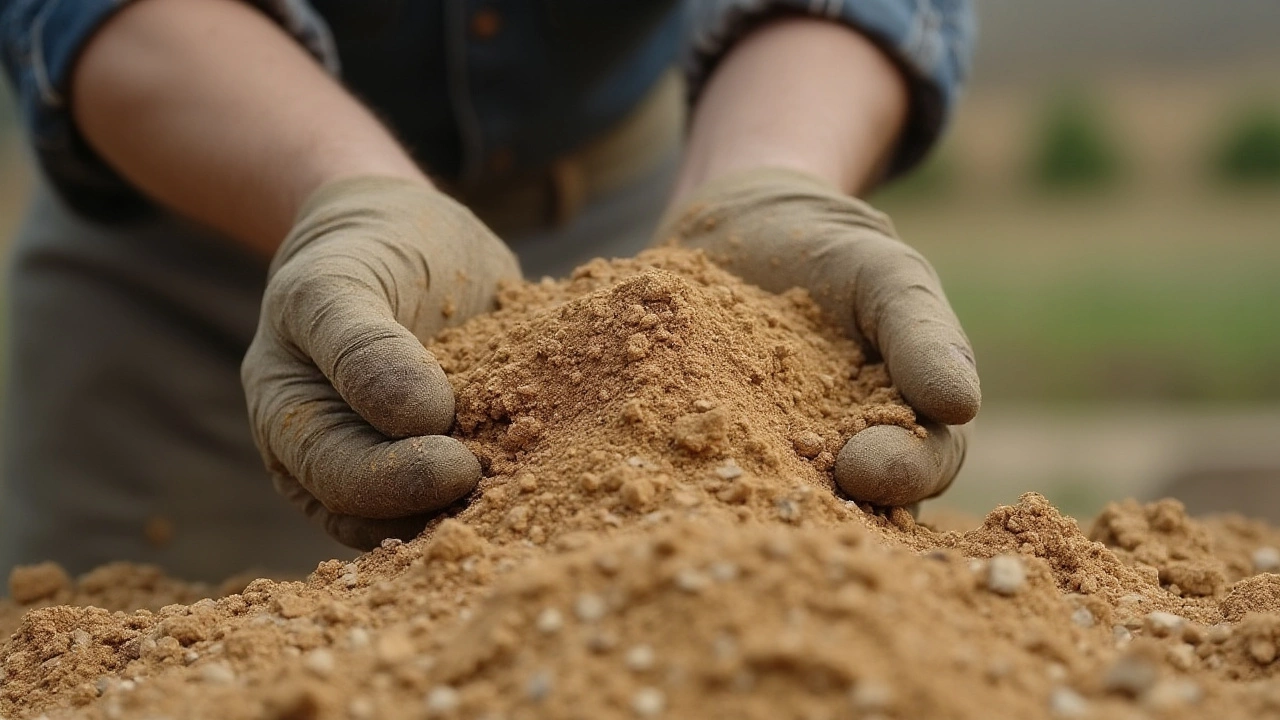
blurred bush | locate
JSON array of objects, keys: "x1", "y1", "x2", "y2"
[
  {"x1": 1212, "y1": 101, "x2": 1280, "y2": 185},
  {"x1": 1030, "y1": 91, "x2": 1123, "y2": 191}
]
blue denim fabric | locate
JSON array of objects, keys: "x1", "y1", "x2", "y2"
[{"x1": 0, "y1": 0, "x2": 972, "y2": 220}]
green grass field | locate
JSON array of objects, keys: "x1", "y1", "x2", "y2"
[{"x1": 875, "y1": 186, "x2": 1280, "y2": 405}]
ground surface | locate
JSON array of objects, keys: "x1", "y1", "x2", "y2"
[{"x1": 3, "y1": 250, "x2": 1280, "y2": 720}]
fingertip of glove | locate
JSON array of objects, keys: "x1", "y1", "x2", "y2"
[
  {"x1": 902, "y1": 377, "x2": 981, "y2": 426},
  {"x1": 339, "y1": 344, "x2": 458, "y2": 438},
  {"x1": 834, "y1": 425, "x2": 943, "y2": 507},
  {"x1": 413, "y1": 435, "x2": 483, "y2": 496},
  {"x1": 892, "y1": 344, "x2": 981, "y2": 426}
]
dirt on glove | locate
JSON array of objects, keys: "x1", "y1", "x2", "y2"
[{"x1": 4, "y1": 248, "x2": 1280, "y2": 720}]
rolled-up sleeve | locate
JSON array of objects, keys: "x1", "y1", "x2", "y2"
[
  {"x1": 0, "y1": 0, "x2": 338, "y2": 220},
  {"x1": 685, "y1": 0, "x2": 975, "y2": 180}
]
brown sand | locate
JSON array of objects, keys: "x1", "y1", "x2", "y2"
[{"x1": 3, "y1": 248, "x2": 1280, "y2": 720}]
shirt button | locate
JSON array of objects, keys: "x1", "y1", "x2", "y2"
[{"x1": 470, "y1": 9, "x2": 502, "y2": 39}]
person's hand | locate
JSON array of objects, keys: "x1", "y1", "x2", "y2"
[
  {"x1": 242, "y1": 177, "x2": 520, "y2": 549},
  {"x1": 658, "y1": 167, "x2": 978, "y2": 506}
]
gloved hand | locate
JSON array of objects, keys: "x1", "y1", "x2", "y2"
[
  {"x1": 242, "y1": 177, "x2": 520, "y2": 550},
  {"x1": 658, "y1": 167, "x2": 978, "y2": 506}
]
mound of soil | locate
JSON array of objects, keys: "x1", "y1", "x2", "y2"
[{"x1": 4, "y1": 249, "x2": 1280, "y2": 720}]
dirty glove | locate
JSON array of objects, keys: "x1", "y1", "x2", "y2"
[
  {"x1": 658, "y1": 167, "x2": 978, "y2": 506},
  {"x1": 243, "y1": 177, "x2": 520, "y2": 550}
]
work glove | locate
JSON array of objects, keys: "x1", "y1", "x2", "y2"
[
  {"x1": 242, "y1": 177, "x2": 520, "y2": 550},
  {"x1": 658, "y1": 167, "x2": 978, "y2": 507}
]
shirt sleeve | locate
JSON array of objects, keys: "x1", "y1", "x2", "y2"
[
  {"x1": 0, "y1": 0, "x2": 339, "y2": 220},
  {"x1": 684, "y1": 0, "x2": 975, "y2": 180}
]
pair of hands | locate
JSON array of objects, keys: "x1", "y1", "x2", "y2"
[{"x1": 242, "y1": 169, "x2": 979, "y2": 549}]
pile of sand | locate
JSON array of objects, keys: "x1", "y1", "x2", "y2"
[{"x1": 3, "y1": 249, "x2": 1280, "y2": 720}]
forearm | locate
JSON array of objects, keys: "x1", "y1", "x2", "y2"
[
  {"x1": 672, "y1": 16, "x2": 908, "y2": 203},
  {"x1": 71, "y1": 0, "x2": 425, "y2": 256}
]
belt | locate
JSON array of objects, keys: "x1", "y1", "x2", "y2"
[{"x1": 456, "y1": 69, "x2": 685, "y2": 237}]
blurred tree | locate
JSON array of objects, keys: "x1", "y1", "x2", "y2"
[
  {"x1": 1212, "y1": 101, "x2": 1280, "y2": 185},
  {"x1": 1030, "y1": 90, "x2": 1123, "y2": 191}
]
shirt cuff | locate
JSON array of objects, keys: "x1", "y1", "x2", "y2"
[
  {"x1": 684, "y1": 0, "x2": 975, "y2": 180},
  {"x1": 0, "y1": 0, "x2": 339, "y2": 220}
]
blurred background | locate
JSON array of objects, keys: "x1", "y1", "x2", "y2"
[
  {"x1": 0, "y1": 1, "x2": 1277, "y2": 523},
  {"x1": 872, "y1": 0, "x2": 1280, "y2": 521}
]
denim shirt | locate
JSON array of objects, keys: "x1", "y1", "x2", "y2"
[{"x1": 0, "y1": 0, "x2": 973, "y2": 221}]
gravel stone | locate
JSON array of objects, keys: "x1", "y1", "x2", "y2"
[
  {"x1": 632, "y1": 687, "x2": 666, "y2": 717},
  {"x1": 986, "y1": 555, "x2": 1027, "y2": 596},
  {"x1": 526, "y1": 670, "x2": 554, "y2": 701},
  {"x1": 625, "y1": 644, "x2": 656, "y2": 672},
  {"x1": 1048, "y1": 687, "x2": 1090, "y2": 718},
  {"x1": 536, "y1": 608, "x2": 564, "y2": 634},
  {"x1": 425, "y1": 686, "x2": 460, "y2": 716},
  {"x1": 1070, "y1": 607, "x2": 1095, "y2": 628},
  {"x1": 1103, "y1": 655, "x2": 1157, "y2": 697},
  {"x1": 850, "y1": 680, "x2": 893, "y2": 711},
  {"x1": 575, "y1": 593, "x2": 607, "y2": 622},
  {"x1": 1144, "y1": 611, "x2": 1184, "y2": 637},
  {"x1": 303, "y1": 649, "x2": 335, "y2": 677},
  {"x1": 1252, "y1": 546, "x2": 1280, "y2": 573},
  {"x1": 198, "y1": 662, "x2": 235, "y2": 685}
]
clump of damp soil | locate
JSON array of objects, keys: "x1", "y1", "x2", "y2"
[{"x1": 4, "y1": 248, "x2": 1280, "y2": 720}]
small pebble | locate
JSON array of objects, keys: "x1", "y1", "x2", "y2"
[
  {"x1": 1207, "y1": 623, "x2": 1232, "y2": 644},
  {"x1": 1167, "y1": 643, "x2": 1197, "y2": 670},
  {"x1": 1103, "y1": 654, "x2": 1157, "y2": 697},
  {"x1": 709, "y1": 561, "x2": 740, "y2": 582},
  {"x1": 625, "y1": 644, "x2": 656, "y2": 672},
  {"x1": 1249, "y1": 638, "x2": 1277, "y2": 665},
  {"x1": 1070, "y1": 607, "x2": 1095, "y2": 628},
  {"x1": 632, "y1": 687, "x2": 666, "y2": 717},
  {"x1": 594, "y1": 554, "x2": 621, "y2": 575},
  {"x1": 775, "y1": 498, "x2": 802, "y2": 522},
  {"x1": 348, "y1": 696, "x2": 375, "y2": 720},
  {"x1": 674, "y1": 568, "x2": 710, "y2": 594},
  {"x1": 70, "y1": 629, "x2": 92, "y2": 647},
  {"x1": 587, "y1": 631, "x2": 618, "y2": 653},
  {"x1": 575, "y1": 593, "x2": 607, "y2": 622},
  {"x1": 425, "y1": 686, "x2": 460, "y2": 716},
  {"x1": 199, "y1": 662, "x2": 235, "y2": 685},
  {"x1": 536, "y1": 608, "x2": 564, "y2": 634},
  {"x1": 986, "y1": 555, "x2": 1027, "y2": 596},
  {"x1": 1252, "y1": 546, "x2": 1280, "y2": 573},
  {"x1": 1144, "y1": 611, "x2": 1184, "y2": 637},
  {"x1": 526, "y1": 670, "x2": 554, "y2": 701},
  {"x1": 1144, "y1": 679, "x2": 1202, "y2": 710},
  {"x1": 348, "y1": 627, "x2": 371, "y2": 649},
  {"x1": 303, "y1": 648, "x2": 335, "y2": 677},
  {"x1": 1048, "y1": 687, "x2": 1090, "y2": 718},
  {"x1": 375, "y1": 633, "x2": 415, "y2": 666},
  {"x1": 850, "y1": 680, "x2": 893, "y2": 711},
  {"x1": 339, "y1": 562, "x2": 360, "y2": 588},
  {"x1": 714, "y1": 462, "x2": 743, "y2": 480}
]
